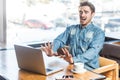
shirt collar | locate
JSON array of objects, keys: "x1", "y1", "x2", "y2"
[{"x1": 80, "y1": 22, "x2": 93, "y2": 30}]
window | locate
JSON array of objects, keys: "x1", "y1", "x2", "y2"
[
  {"x1": 6, "y1": 0, "x2": 120, "y2": 46},
  {"x1": 6, "y1": 0, "x2": 80, "y2": 45},
  {"x1": 89, "y1": 0, "x2": 120, "y2": 38}
]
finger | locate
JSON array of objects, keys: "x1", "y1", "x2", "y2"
[
  {"x1": 41, "y1": 47, "x2": 48, "y2": 54},
  {"x1": 47, "y1": 42, "x2": 50, "y2": 47},
  {"x1": 62, "y1": 48, "x2": 69, "y2": 57},
  {"x1": 40, "y1": 45, "x2": 44, "y2": 48},
  {"x1": 44, "y1": 42, "x2": 51, "y2": 49},
  {"x1": 58, "y1": 55, "x2": 66, "y2": 58},
  {"x1": 57, "y1": 48, "x2": 63, "y2": 55},
  {"x1": 40, "y1": 47, "x2": 43, "y2": 51},
  {"x1": 40, "y1": 45, "x2": 45, "y2": 51},
  {"x1": 53, "y1": 53, "x2": 59, "y2": 56},
  {"x1": 64, "y1": 48, "x2": 70, "y2": 57},
  {"x1": 44, "y1": 43, "x2": 48, "y2": 47},
  {"x1": 48, "y1": 42, "x2": 51, "y2": 48},
  {"x1": 61, "y1": 48, "x2": 66, "y2": 55}
]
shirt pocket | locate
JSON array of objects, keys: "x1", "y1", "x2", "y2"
[
  {"x1": 81, "y1": 37, "x2": 92, "y2": 51},
  {"x1": 84, "y1": 31, "x2": 93, "y2": 42},
  {"x1": 83, "y1": 37, "x2": 92, "y2": 42}
]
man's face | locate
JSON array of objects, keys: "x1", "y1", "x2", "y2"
[{"x1": 79, "y1": 6, "x2": 95, "y2": 26}]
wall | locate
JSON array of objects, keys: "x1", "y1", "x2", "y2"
[{"x1": 0, "y1": 0, "x2": 6, "y2": 44}]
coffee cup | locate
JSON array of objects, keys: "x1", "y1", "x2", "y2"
[{"x1": 73, "y1": 62, "x2": 84, "y2": 72}]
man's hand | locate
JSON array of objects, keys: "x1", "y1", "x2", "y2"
[
  {"x1": 41, "y1": 43, "x2": 74, "y2": 64},
  {"x1": 41, "y1": 42, "x2": 54, "y2": 56},
  {"x1": 60, "y1": 47, "x2": 74, "y2": 64}
]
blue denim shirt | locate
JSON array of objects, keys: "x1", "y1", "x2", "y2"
[{"x1": 53, "y1": 22, "x2": 105, "y2": 70}]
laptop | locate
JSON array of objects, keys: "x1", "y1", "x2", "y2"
[{"x1": 14, "y1": 44, "x2": 64, "y2": 75}]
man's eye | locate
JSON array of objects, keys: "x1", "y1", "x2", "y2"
[
  {"x1": 85, "y1": 11, "x2": 89, "y2": 14},
  {"x1": 79, "y1": 11, "x2": 82, "y2": 14}
]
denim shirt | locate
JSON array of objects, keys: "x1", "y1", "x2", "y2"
[{"x1": 53, "y1": 22, "x2": 105, "y2": 70}]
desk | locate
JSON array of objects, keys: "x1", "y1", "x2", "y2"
[
  {"x1": 0, "y1": 50, "x2": 105, "y2": 80},
  {"x1": 18, "y1": 65, "x2": 106, "y2": 80}
]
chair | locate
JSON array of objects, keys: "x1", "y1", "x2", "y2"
[
  {"x1": 93, "y1": 57, "x2": 119, "y2": 80},
  {"x1": 100, "y1": 43, "x2": 120, "y2": 66}
]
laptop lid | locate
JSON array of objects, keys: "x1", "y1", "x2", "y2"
[{"x1": 14, "y1": 44, "x2": 63, "y2": 75}]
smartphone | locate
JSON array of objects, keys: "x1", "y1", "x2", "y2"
[{"x1": 57, "y1": 46, "x2": 69, "y2": 55}]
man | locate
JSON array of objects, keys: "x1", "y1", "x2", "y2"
[{"x1": 42, "y1": 1, "x2": 105, "y2": 70}]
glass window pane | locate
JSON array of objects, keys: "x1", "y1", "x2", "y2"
[{"x1": 6, "y1": 0, "x2": 80, "y2": 45}]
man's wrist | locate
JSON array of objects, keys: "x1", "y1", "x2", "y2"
[
  {"x1": 69, "y1": 59, "x2": 74, "y2": 64},
  {"x1": 69, "y1": 62, "x2": 74, "y2": 64}
]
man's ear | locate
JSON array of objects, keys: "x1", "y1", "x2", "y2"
[{"x1": 92, "y1": 12, "x2": 95, "y2": 17}]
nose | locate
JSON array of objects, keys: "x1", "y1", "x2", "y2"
[{"x1": 80, "y1": 12, "x2": 85, "y2": 17}]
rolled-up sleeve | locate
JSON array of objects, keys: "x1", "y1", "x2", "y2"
[{"x1": 53, "y1": 27, "x2": 71, "y2": 52}]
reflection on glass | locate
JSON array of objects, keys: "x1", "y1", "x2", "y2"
[
  {"x1": 6, "y1": 0, "x2": 120, "y2": 45},
  {"x1": 6, "y1": 0, "x2": 80, "y2": 45},
  {"x1": 90, "y1": 0, "x2": 120, "y2": 33}
]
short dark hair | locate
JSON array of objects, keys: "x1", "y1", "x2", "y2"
[{"x1": 80, "y1": 1, "x2": 95, "y2": 13}]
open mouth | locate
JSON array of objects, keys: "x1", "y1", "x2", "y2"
[{"x1": 80, "y1": 18, "x2": 86, "y2": 22}]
